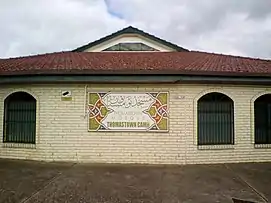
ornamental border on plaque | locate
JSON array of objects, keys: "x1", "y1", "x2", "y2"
[{"x1": 87, "y1": 92, "x2": 169, "y2": 132}]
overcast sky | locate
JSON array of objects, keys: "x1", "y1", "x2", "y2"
[{"x1": 0, "y1": 0, "x2": 271, "y2": 59}]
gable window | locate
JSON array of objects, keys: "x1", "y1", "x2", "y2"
[
  {"x1": 103, "y1": 43, "x2": 158, "y2": 51},
  {"x1": 197, "y1": 92, "x2": 234, "y2": 145},
  {"x1": 3, "y1": 92, "x2": 36, "y2": 144},
  {"x1": 254, "y1": 94, "x2": 271, "y2": 144}
]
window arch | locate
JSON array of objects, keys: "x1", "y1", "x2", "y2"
[
  {"x1": 3, "y1": 92, "x2": 36, "y2": 144},
  {"x1": 254, "y1": 94, "x2": 271, "y2": 144},
  {"x1": 197, "y1": 92, "x2": 234, "y2": 145}
]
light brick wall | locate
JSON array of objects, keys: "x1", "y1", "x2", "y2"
[{"x1": 0, "y1": 83, "x2": 271, "y2": 165}]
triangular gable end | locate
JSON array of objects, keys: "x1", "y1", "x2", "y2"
[
  {"x1": 72, "y1": 26, "x2": 189, "y2": 52},
  {"x1": 85, "y1": 34, "x2": 171, "y2": 52},
  {"x1": 103, "y1": 42, "x2": 159, "y2": 52}
]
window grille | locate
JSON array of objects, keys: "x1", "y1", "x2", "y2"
[
  {"x1": 3, "y1": 92, "x2": 36, "y2": 144},
  {"x1": 197, "y1": 92, "x2": 234, "y2": 145}
]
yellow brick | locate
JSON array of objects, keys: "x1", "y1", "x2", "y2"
[{"x1": 0, "y1": 84, "x2": 271, "y2": 164}]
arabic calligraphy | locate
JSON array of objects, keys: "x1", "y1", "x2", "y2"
[
  {"x1": 105, "y1": 95, "x2": 153, "y2": 108},
  {"x1": 88, "y1": 92, "x2": 169, "y2": 132}
]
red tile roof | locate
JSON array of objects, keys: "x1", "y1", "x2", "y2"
[{"x1": 0, "y1": 51, "x2": 271, "y2": 77}]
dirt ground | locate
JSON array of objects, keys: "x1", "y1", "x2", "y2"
[{"x1": 0, "y1": 159, "x2": 270, "y2": 203}]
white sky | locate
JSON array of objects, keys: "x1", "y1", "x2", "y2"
[{"x1": 0, "y1": 0, "x2": 271, "y2": 59}]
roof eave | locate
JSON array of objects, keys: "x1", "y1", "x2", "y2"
[
  {"x1": 1, "y1": 74, "x2": 271, "y2": 85},
  {"x1": 1, "y1": 69, "x2": 271, "y2": 77}
]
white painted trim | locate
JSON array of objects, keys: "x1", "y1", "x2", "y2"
[
  {"x1": 84, "y1": 34, "x2": 176, "y2": 52},
  {"x1": 198, "y1": 145, "x2": 235, "y2": 150},
  {"x1": 254, "y1": 144, "x2": 271, "y2": 149},
  {"x1": 2, "y1": 143, "x2": 36, "y2": 149}
]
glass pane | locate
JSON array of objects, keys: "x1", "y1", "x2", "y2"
[
  {"x1": 103, "y1": 43, "x2": 158, "y2": 51},
  {"x1": 4, "y1": 92, "x2": 36, "y2": 144},
  {"x1": 255, "y1": 96, "x2": 271, "y2": 144},
  {"x1": 198, "y1": 93, "x2": 233, "y2": 145}
]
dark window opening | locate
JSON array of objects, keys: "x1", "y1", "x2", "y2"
[
  {"x1": 3, "y1": 92, "x2": 36, "y2": 144},
  {"x1": 103, "y1": 43, "x2": 158, "y2": 51},
  {"x1": 254, "y1": 94, "x2": 271, "y2": 144},
  {"x1": 197, "y1": 92, "x2": 234, "y2": 145}
]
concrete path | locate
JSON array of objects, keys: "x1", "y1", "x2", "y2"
[{"x1": 0, "y1": 159, "x2": 270, "y2": 203}]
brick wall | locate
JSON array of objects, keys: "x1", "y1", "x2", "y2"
[{"x1": 0, "y1": 83, "x2": 271, "y2": 164}]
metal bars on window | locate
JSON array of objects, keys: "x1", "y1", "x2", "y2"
[
  {"x1": 3, "y1": 92, "x2": 36, "y2": 144},
  {"x1": 254, "y1": 94, "x2": 271, "y2": 144},
  {"x1": 197, "y1": 93, "x2": 234, "y2": 145}
]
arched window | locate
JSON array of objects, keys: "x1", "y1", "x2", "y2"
[
  {"x1": 254, "y1": 94, "x2": 271, "y2": 144},
  {"x1": 197, "y1": 92, "x2": 234, "y2": 145},
  {"x1": 3, "y1": 92, "x2": 36, "y2": 144}
]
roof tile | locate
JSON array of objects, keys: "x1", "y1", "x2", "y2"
[{"x1": 0, "y1": 51, "x2": 271, "y2": 76}]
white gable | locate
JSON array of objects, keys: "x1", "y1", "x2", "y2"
[{"x1": 83, "y1": 34, "x2": 176, "y2": 52}]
